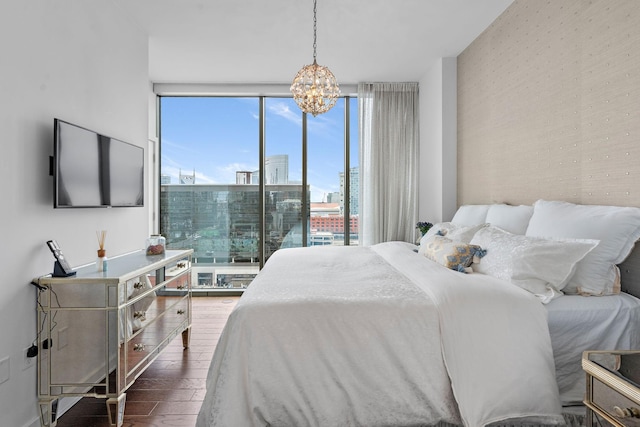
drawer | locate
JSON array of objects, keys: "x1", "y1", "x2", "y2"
[
  {"x1": 120, "y1": 274, "x2": 154, "y2": 304},
  {"x1": 153, "y1": 270, "x2": 190, "y2": 297},
  {"x1": 164, "y1": 273, "x2": 190, "y2": 291},
  {"x1": 124, "y1": 297, "x2": 190, "y2": 379},
  {"x1": 126, "y1": 293, "x2": 188, "y2": 332},
  {"x1": 147, "y1": 259, "x2": 191, "y2": 293},
  {"x1": 591, "y1": 377, "x2": 640, "y2": 426}
]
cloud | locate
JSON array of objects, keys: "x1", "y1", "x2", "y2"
[
  {"x1": 215, "y1": 162, "x2": 257, "y2": 183},
  {"x1": 267, "y1": 100, "x2": 343, "y2": 137},
  {"x1": 161, "y1": 137, "x2": 201, "y2": 155},
  {"x1": 268, "y1": 101, "x2": 302, "y2": 126}
]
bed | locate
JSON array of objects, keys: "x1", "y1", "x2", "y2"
[{"x1": 196, "y1": 200, "x2": 640, "y2": 427}]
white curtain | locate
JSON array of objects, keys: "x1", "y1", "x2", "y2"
[{"x1": 358, "y1": 82, "x2": 420, "y2": 246}]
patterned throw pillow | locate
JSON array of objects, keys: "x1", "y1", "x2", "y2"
[
  {"x1": 420, "y1": 222, "x2": 488, "y2": 246},
  {"x1": 419, "y1": 235, "x2": 483, "y2": 272}
]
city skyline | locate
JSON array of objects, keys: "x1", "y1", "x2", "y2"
[{"x1": 160, "y1": 96, "x2": 358, "y2": 202}]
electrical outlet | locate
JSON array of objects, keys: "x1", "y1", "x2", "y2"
[
  {"x1": 23, "y1": 347, "x2": 36, "y2": 370},
  {"x1": 58, "y1": 327, "x2": 68, "y2": 350}
]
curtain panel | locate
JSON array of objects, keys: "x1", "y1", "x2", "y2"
[{"x1": 358, "y1": 82, "x2": 420, "y2": 246}]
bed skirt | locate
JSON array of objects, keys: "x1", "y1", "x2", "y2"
[{"x1": 435, "y1": 409, "x2": 584, "y2": 427}]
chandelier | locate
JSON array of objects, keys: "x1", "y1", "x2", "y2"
[{"x1": 290, "y1": 0, "x2": 340, "y2": 116}]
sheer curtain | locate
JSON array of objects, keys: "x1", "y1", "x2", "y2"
[{"x1": 358, "y1": 82, "x2": 420, "y2": 246}]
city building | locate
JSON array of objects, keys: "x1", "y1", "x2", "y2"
[
  {"x1": 236, "y1": 171, "x2": 253, "y2": 184},
  {"x1": 179, "y1": 169, "x2": 196, "y2": 184},
  {"x1": 265, "y1": 154, "x2": 288, "y2": 184},
  {"x1": 340, "y1": 167, "x2": 359, "y2": 215}
]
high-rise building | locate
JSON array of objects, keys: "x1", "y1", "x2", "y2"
[
  {"x1": 326, "y1": 192, "x2": 340, "y2": 204},
  {"x1": 265, "y1": 154, "x2": 288, "y2": 184},
  {"x1": 161, "y1": 175, "x2": 171, "y2": 185},
  {"x1": 236, "y1": 171, "x2": 253, "y2": 184},
  {"x1": 339, "y1": 167, "x2": 359, "y2": 215},
  {"x1": 179, "y1": 169, "x2": 196, "y2": 185},
  {"x1": 160, "y1": 183, "x2": 306, "y2": 263}
]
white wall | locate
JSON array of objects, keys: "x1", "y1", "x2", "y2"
[
  {"x1": 0, "y1": 2, "x2": 149, "y2": 426},
  {"x1": 418, "y1": 58, "x2": 458, "y2": 223}
]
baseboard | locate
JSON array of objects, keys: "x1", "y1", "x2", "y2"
[
  {"x1": 56, "y1": 396, "x2": 83, "y2": 420},
  {"x1": 23, "y1": 415, "x2": 41, "y2": 427}
]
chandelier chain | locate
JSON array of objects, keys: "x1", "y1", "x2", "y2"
[{"x1": 312, "y1": 0, "x2": 317, "y2": 62}]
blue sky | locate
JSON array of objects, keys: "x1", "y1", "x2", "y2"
[{"x1": 160, "y1": 97, "x2": 358, "y2": 202}]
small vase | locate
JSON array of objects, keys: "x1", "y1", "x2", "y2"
[{"x1": 97, "y1": 249, "x2": 107, "y2": 272}]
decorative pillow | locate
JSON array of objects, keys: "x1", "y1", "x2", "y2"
[
  {"x1": 420, "y1": 222, "x2": 488, "y2": 245},
  {"x1": 419, "y1": 235, "x2": 483, "y2": 272},
  {"x1": 471, "y1": 225, "x2": 599, "y2": 304},
  {"x1": 485, "y1": 204, "x2": 534, "y2": 235},
  {"x1": 525, "y1": 199, "x2": 640, "y2": 295},
  {"x1": 451, "y1": 204, "x2": 492, "y2": 226}
]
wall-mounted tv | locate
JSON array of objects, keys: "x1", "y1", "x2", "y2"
[{"x1": 53, "y1": 119, "x2": 144, "y2": 208}]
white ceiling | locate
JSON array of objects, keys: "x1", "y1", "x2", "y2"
[{"x1": 111, "y1": 0, "x2": 514, "y2": 85}]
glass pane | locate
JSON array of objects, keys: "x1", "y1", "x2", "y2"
[
  {"x1": 264, "y1": 98, "x2": 304, "y2": 260},
  {"x1": 308, "y1": 99, "x2": 345, "y2": 246},
  {"x1": 159, "y1": 95, "x2": 358, "y2": 288},
  {"x1": 159, "y1": 97, "x2": 260, "y2": 290}
]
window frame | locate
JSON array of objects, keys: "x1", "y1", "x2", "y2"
[{"x1": 153, "y1": 85, "x2": 358, "y2": 285}]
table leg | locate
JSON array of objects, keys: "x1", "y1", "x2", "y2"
[
  {"x1": 106, "y1": 394, "x2": 126, "y2": 427},
  {"x1": 182, "y1": 326, "x2": 191, "y2": 349}
]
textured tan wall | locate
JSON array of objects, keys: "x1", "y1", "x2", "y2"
[{"x1": 457, "y1": 0, "x2": 640, "y2": 207}]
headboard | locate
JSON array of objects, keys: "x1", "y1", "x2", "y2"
[{"x1": 618, "y1": 243, "x2": 640, "y2": 299}]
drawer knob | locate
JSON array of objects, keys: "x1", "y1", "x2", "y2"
[
  {"x1": 133, "y1": 343, "x2": 145, "y2": 352},
  {"x1": 613, "y1": 406, "x2": 640, "y2": 418},
  {"x1": 177, "y1": 309, "x2": 185, "y2": 315}
]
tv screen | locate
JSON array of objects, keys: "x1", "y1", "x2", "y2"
[{"x1": 54, "y1": 119, "x2": 144, "y2": 208}]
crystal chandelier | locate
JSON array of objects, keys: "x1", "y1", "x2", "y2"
[{"x1": 290, "y1": 0, "x2": 340, "y2": 116}]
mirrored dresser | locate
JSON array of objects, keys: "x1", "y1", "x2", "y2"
[{"x1": 34, "y1": 249, "x2": 193, "y2": 427}]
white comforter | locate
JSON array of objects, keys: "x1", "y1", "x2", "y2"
[{"x1": 196, "y1": 242, "x2": 563, "y2": 427}]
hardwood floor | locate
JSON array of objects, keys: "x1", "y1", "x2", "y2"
[{"x1": 55, "y1": 296, "x2": 240, "y2": 427}]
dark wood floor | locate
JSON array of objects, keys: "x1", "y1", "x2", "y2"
[{"x1": 56, "y1": 296, "x2": 240, "y2": 427}]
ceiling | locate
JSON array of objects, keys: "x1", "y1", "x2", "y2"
[{"x1": 111, "y1": 0, "x2": 514, "y2": 85}]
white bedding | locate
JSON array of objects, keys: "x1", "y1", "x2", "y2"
[
  {"x1": 547, "y1": 293, "x2": 640, "y2": 405},
  {"x1": 196, "y1": 242, "x2": 564, "y2": 427}
]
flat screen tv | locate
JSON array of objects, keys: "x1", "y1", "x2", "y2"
[{"x1": 53, "y1": 119, "x2": 144, "y2": 208}]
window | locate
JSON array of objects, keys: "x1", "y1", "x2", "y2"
[{"x1": 159, "y1": 96, "x2": 358, "y2": 292}]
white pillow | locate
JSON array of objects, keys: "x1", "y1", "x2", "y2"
[
  {"x1": 471, "y1": 225, "x2": 599, "y2": 304},
  {"x1": 525, "y1": 200, "x2": 640, "y2": 295},
  {"x1": 451, "y1": 205, "x2": 491, "y2": 226},
  {"x1": 485, "y1": 204, "x2": 533, "y2": 235},
  {"x1": 420, "y1": 222, "x2": 487, "y2": 245}
]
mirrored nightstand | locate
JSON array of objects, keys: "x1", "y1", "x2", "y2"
[{"x1": 583, "y1": 351, "x2": 640, "y2": 426}]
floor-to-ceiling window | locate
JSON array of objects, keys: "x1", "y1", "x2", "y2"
[{"x1": 158, "y1": 95, "x2": 358, "y2": 292}]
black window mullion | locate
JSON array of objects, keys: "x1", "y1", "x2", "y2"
[{"x1": 344, "y1": 97, "x2": 351, "y2": 246}]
